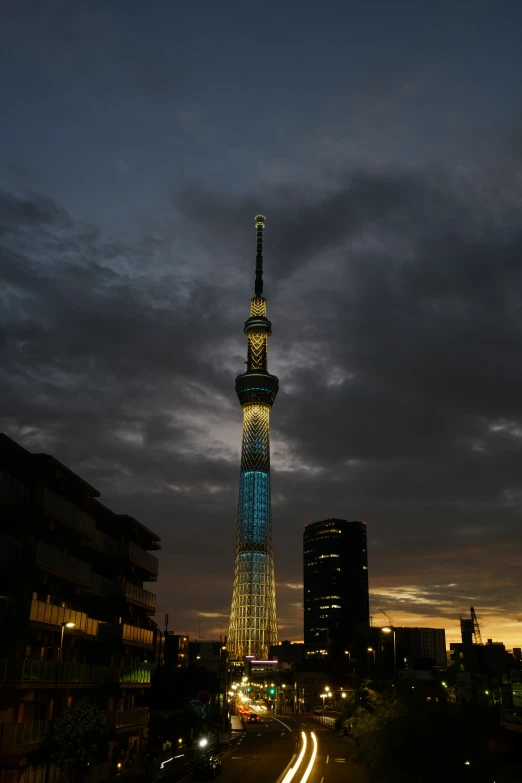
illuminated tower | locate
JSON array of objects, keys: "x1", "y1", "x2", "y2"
[{"x1": 228, "y1": 215, "x2": 279, "y2": 660}]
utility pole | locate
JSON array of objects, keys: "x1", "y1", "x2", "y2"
[
  {"x1": 163, "y1": 613, "x2": 169, "y2": 665},
  {"x1": 44, "y1": 621, "x2": 74, "y2": 783}
]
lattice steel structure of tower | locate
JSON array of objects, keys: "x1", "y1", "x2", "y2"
[{"x1": 228, "y1": 215, "x2": 279, "y2": 660}]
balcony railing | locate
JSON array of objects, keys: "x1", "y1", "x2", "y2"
[
  {"x1": 39, "y1": 488, "x2": 96, "y2": 537},
  {"x1": 125, "y1": 584, "x2": 156, "y2": 611},
  {"x1": 107, "y1": 708, "x2": 149, "y2": 729},
  {"x1": 92, "y1": 572, "x2": 115, "y2": 597},
  {"x1": 0, "y1": 720, "x2": 48, "y2": 748},
  {"x1": 29, "y1": 599, "x2": 99, "y2": 636},
  {"x1": 93, "y1": 529, "x2": 120, "y2": 557},
  {"x1": 118, "y1": 664, "x2": 155, "y2": 684},
  {"x1": 36, "y1": 541, "x2": 92, "y2": 584},
  {"x1": 0, "y1": 471, "x2": 30, "y2": 504},
  {"x1": 0, "y1": 532, "x2": 23, "y2": 560},
  {"x1": 123, "y1": 542, "x2": 159, "y2": 575},
  {"x1": 0, "y1": 598, "x2": 15, "y2": 621},
  {"x1": 122, "y1": 624, "x2": 154, "y2": 648},
  {"x1": 0, "y1": 659, "x2": 154, "y2": 685},
  {"x1": 0, "y1": 658, "x2": 109, "y2": 684}
]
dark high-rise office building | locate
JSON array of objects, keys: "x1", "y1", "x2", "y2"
[{"x1": 303, "y1": 519, "x2": 369, "y2": 653}]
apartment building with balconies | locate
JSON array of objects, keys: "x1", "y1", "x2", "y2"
[{"x1": 0, "y1": 434, "x2": 161, "y2": 783}]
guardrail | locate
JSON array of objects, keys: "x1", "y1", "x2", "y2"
[
  {"x1": 0, "y1": 531, "x2": 23, "y2": 560},
  {"x1": 39, "y1": 488, "x2": 96, "y2": 537},
  {"x1": 125, "y1": 583, "x2": 156, "y2": 610},
  {"x1": 107, "y1": 708, "x2": 149, "y2": 729},
  {"x1": 302, "y1": 712, "x2": 337, "y2": 728},
  {"x1": 123, "y1": 542, "x2": 159, "y2": 575},
  {"x1": 122, "y1": 624, "x2": 154, "y2": 647},
  {"x1": 93, "y1": 529, "x2": 120, "y2": 557},
  {"x1": 0, "y1": 720, "x2": 48, "y2": 748},
  {"x1": 36, "y1": 541, "x2": 92, "y2": 584},
  {"x1": 29, "y1": 599, "x2": 99, "y2": 636},
  {"x1": 0, "y1": 659, "x2": 155, "y2": 685}
]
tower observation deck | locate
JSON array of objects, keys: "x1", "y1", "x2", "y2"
[{"x1": 228, "y1": 215, "x2": 279, "y2": 660}]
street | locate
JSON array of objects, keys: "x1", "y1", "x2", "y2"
[
  {"x1": 216, "y1": 715, "x2": 368, "y2": 783},
  {"x1": 153, "y1": 715, "x2": 367, "y2": 783},
  {"x1": 218, "y1": 715, "x2": 297, "y2": 783}
]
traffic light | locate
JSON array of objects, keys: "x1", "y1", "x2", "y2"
[
  {"x1": 269, "y1": 687, "x2": 276, "y2": 696},
  {"x1": 247, "y1": 687, "x2": 251, "y2": 693}
]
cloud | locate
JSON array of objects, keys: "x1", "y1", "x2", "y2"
[
  {"x1": 3, "y1": 131, "x2": 522, "y2": 646},
  {"x1": 195, "y1": 612, "x2": 227, "y2": 619}
]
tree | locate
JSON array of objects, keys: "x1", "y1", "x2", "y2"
[
  {"x1": 46, "y1": 699, "x2": 109, "y2": 783},
  {"x1": 347, "y1": 690, "x2": 497, "y2": 783}
]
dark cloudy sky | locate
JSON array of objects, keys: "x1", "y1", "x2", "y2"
[{"x1": 3, "y1": 0, "x2": 522, "y2": 648}]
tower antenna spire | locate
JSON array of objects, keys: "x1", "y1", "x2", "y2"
[{"x1": 254, "y1": 215, "x2": 265, "y2": 296}]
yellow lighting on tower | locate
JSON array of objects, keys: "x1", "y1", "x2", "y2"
[{"x1": 228, "y1": 214, "x2": 279, "y2": 660}]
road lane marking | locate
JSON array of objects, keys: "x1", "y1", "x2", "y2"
[
  {"x1": 335, "y1": 758, "x2": 346, "y2": 763},
  {"x1": 298, "y1": 731, "x2": 317, "y2": 783},
  {"x1": 320, "y1": 779, "x2": 324, "y2": 783},
  {"x1": 326, "y1": 756, "x2": 329, "y2": 764},
  {"x1": 276, "y1": 754, "x2": 296, "y2": 783},
  {"x1": 271, "y1": 715, "x2": 293, "y2": 731},
  {"x1": 280, "y1": 731, "x2": 307, "y2": 783},
  {"x1": 232, "y1": 757, "x2": 243, "y2": 759}
]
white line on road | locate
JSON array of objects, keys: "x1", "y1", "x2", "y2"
[
  {"x1": 280, "y1": 731, "x2": 307, "y2": 783},
  {"x1": 335, "y1": 758, "x2": 346, "y2": 762},
  {"x1": 271, "y1": 715, "x2": 293, "y2": 731},
  {"x1": 320, "y1": 778, "x2": 324, "y2": 783},
  {"x1": 326, "y1": 756, "x2": 329, "y2": 764},
  {"x1": 232, "y1": 757, "x2": 243, "y2": 759}
]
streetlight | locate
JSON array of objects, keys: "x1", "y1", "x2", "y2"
[
  {"x1": 44, "y1": 621, "x2": 75, "y2": 783},
  {"x1": 367, "y1": 647, "x2": 376, "y2": 667},
  {"x1": 381, "y1": 626, "x2": 396, "y2": 685},
  {"x1": 320, "y1": 693, "x2": 327, "y2": 715}
]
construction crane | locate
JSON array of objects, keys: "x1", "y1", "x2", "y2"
[
  {"x1": 470, "y1": 606, "x2": 483, "y2": 645},
  {"x1": 378, "y1": 608, "x2": 393, "y2": 626}
]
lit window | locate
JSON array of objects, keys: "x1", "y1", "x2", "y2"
[
  {"x1": 331, "y1": 605, "x2": 341, "y2": 609},
  {"x1": 318, "y1": 554, "x2": 340, "y2": 559}
]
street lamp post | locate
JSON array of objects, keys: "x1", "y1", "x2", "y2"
[
  {"x1": 381, "y1": 627, "x2": 396, "y2": 685},
  {"x1": 216, "y1": 641, "x2": 227, "y2": 751},
  {"x1": 44, "y1": 621, "x2": 75, "y2": 783},
  {"x1": 368, "y1": 647, "x2": 376, "y2": 668}
]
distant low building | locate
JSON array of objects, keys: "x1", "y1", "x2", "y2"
[
  {"x1": 164, "y1": 633, "x2": 189, "y2": 667},
  {"x1": 269, "y1": 641, "x2": 305, "y2": 664},
  {"x1": 368, "y1": 625, "x2": 446, "y2": 676},
  {"x1": 188, "y1": 640, "x2": 224, "y2": 674},
  {"x1": 294, "y1": 670, "x2": 329, "y2": 712}
]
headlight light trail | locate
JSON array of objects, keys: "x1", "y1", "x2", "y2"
[
  {"x1": 281, "y1": 731, "x2": 307, "y2": 783},
  {"x1": 297, "y1": 732, "x2": 317, "y2": 783}
]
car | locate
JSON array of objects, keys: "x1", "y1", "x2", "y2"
[
  {"x1": 194, "y1": 754, "x2": 222, "y2": 778},
  {"x1": 247, "y1": 713, "x2": 259, "y2": 723}
]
